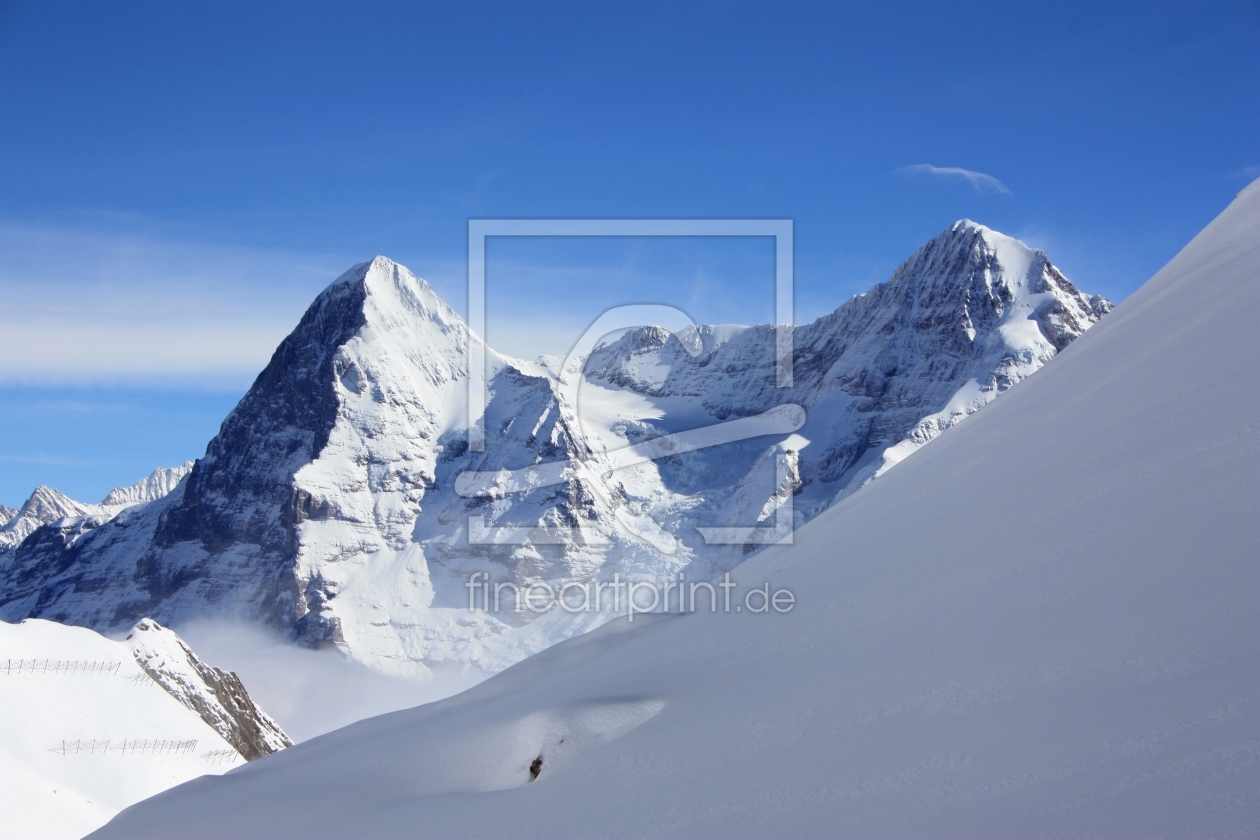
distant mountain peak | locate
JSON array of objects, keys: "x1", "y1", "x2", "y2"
[
  {"x1": 1, "y1": 462, "x2": 200, "y2": 550},
  {"x1": 0, "y1": 485, "x2": 103, "y2": 549},
  {"x1": 101, "y1": 461, "x2": 195, "y2": 506}
]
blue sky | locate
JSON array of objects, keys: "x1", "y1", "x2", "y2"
[{"x1": 0, "y1": 0, "x2": 1256, "y2": 506}]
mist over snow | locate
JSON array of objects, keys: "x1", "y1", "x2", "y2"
[{"x1": 171, "y1": 620, "x2": 485, "y2": 743}]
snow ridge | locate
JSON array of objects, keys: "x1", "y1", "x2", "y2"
[
  {"x1": 102, "y1": 462, "x2": 194, "y2": 507},
  {"x1": 0, "y1": 462, "x2": 196, "y2": 551},
  {"x1": 0, "y1": 617, "x2": 261, "y2": 839},
  {"x1": 125, "y1": 618, "x2": 292, "y2": 760},
  {"x1": 0, "y1": 486, "x2": 107, "y2": 549}
]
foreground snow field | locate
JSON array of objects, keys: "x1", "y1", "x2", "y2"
[
  {"x1": 0, "y1": 620, "x2": 258, "y2": 840},
  {"x1": 90, "y1": 183, "x2": 1259, "y2": 837}
]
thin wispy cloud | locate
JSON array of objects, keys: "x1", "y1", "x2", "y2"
[
  {"x1": 0, "y1": 223, "x2": 419, "y2": 386},
  {"x1": 898, "y1": 164, "x2": 1011, "y2": 195}
]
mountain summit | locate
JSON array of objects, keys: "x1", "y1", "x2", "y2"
[{"x1": 0, "y1": 226, "x2": 1111, "y2": 675}]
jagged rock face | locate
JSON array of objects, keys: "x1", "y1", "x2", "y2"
[
  {"x1": 0, "y1": 505, "x2": 17, "y2": 529},
  {"x1": 126, "y1": 618, "x2": 292, "y2": 760},
  {"x1": 144, "y1": 270, "x2": 377, "y2": 643},
  {"x1": 0, "y1": 226, "x2": 1111, "y2": 676}
]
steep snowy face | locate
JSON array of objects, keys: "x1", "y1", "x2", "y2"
[
  {"x1": 0, "y1": 257, "x2": 638, "y2": 673},
  {"x1": 0, "y1": 504, "x2": 17, "y2": 528},
  {"x1": 585, "y1": 220, "x2": 1112, "y2": 507},
  {"x1": 10, "y1": 257, "x2": 481, "y2": 647},
  {"x1": 86, "y1": 180, "x2": 1260, "y2": 840},
  {"x1": 101, "y1": 462, "x2": 194, "y2": 507},
  {"x1": 0, "y1": 227, "x2": 1111, "y2": 676}
]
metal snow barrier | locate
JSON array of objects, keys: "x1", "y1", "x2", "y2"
[
  {"x1": 3, "y1": 659, "x2": 124, "y2": 676},
  {"x1": 49, "y1": 739, "x2": 199, "y2": 756},
  {"x1": 201, "y1": 749, "x2": 239, "y2": 765}
]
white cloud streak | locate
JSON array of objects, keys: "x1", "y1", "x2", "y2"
[
  {"x1": 0, "y1": 224, "x2": 355, "y2": 385},
  {"x1": 898, "y1": 164, "x2": 1011, "y2": 195}
]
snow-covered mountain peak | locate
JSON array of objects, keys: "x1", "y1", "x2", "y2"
[
  {"x1": 0, "y1": 486, "x2": 104, "y2": 549},
  {"x1": 1, "y1": 222, "x2": 1113, "y2": 677},
  {"x1": 101, "y1": 461, "x2": 194, "y2": 506},
  {"x1": 321, "y1": 255, "x2": 458, "y2": 326},
  {"x1": 360, "y1": 256, "x2": 461, "y2": 324},
  {"x1": 20, "y1": 486, "x2": 83, "y2": 520},
  {"x1": 92, "y1": 180, "x2": 1259, "y2": 840}
]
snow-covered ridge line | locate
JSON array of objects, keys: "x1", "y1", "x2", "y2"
[
  {"x1": 126, "y1": 618, "x2": 292, "y2": 761},
  {"x1": 0, "y1": 225, "x2": 1111, "y2": 677},
  {"x1": 0, "y1": 463, "x2": 194, "y2": 550},
  {"x1": 102, "y1": 461, "x2": 194, "y2": 506}
]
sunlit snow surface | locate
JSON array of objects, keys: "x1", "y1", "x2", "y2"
[
  {"x1": 91, "y1": 185, "x2": 1259, "y2": 838},
  {"x1": 0, "y1": 619, "x2": 243, "y2": 840}
]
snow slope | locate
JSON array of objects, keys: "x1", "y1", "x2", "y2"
[
  {"x1": 91, "y1": 183, "x2": 1259, "y2": 838},
  {"x1": 2, "y1": 225, "x2": 1110, "y2": 678},
  {"x1": 0, "y1": 619, "x2": 263, "y2": 840}
]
